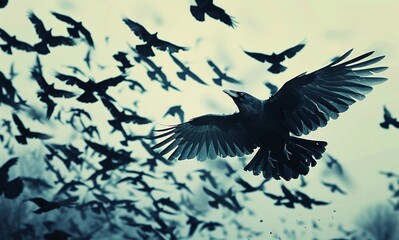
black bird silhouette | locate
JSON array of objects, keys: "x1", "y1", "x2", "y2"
[
  {"x1": 163, "y1": 105, "x2": 184, "y2": 123},
  {"x1": 294, "y1": 190, "x2": 329, "y2": 209},
  {"x1": 169, "y1": 53, "x2": 207, "y2": 85},
  {"x1": 321, "y1": 181, "x2": 347, "y2": 195},
  {"x1": 113, "y1": 51, "x2": 134, "y2": 73},
  {"x1": 0, "y1": 157, "x2": 24, "y2": 199},
  {"x1": 234, "y1": 176, "x2": 268, "y2": 193},
  {"x1": 84, "y1": 49, "x2": 92, "y2": 69},
  {"x1": 0, "y1": 28, "x2": 34, "y2": 54},
  {"x1": 380, "y1": 171, "x2": 399, "y2": 179},
  {"x1": 12, "y1": 113, "x2": 52, "y2": 144},
  {"x1": 125, "y1": 79, "x2": 146, "y2": 93},
  {"x1": 26, "y1": 196, "x2": 79, "y2": 214},
  {"x1": 152, "y1": 50, "x2": 387, "y2": 180},
  {"x1": 244, "y1": 42, "x2": 305, "y2": 74},
  {"x1": 31, "y1": 69, "x2": 75, "y2": 118},
  {"x1": 325, "y1": 154, "x2": 344, "y2": 175},
  {"x1": 55, "y1": 72, "x2": 126, "y2": 103},
  {"x1": 265, "y1": 81, "x2": 278, "y2": 95},
  {"x1": 0, "y1": 70, "x2": 21, "y2": 103},
  {"x1": 195, "y1": 169, "x2": 218, "y2": 189},
  {"x1": 123, "y1": 18, "x2": 187, "y2": 57},
  {"x1": 203, "y1": 187, "x2": 242, "y2": 212},
  {"x1": 380, "y1": 106, "x2": 399, "y2": 129},
  {"x1": 28, "y1": 12, "x2": 75, "y2": 54},
  {"x1": 190, "y1": 0, "x2": 237, "y2": 28},
  {"x1": 0, "y1": 0, "x2": 8, "y2": 8},
  {"x1": 51, "y1": 11, "x2": 94, "y2": 47},
  {"x1": 207, "y1": 60, "x2": 241, "y2": 86}
]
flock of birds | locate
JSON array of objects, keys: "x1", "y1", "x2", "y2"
[{"x1": 0, "y1": 0, "x2": 396, "y2": 240}]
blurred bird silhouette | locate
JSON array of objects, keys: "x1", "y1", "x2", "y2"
[
  {"x1": 265, "y1": 81, "x2": 278, "y2": 95},
  {"x1": 51, "y1": 11, "x2": 94, "y2": 47},
  {"x1": 207, "y1": 59, "x2": 241, "y2": 86},
  {"x1": 190, "y1": 0, "x2": 237, "y2": 28},
  {"x1": 163, "y1": 105, "x2": 184, "y2": 123},
  {"x1": 0, "y1": 28, "x2": 34, "y2": 54},
  {"x1": 55, "y1": 72, "x2": 126, "y2": 103},
  {"x1": 0, "y1": 157, "x2": 24, "y2": 199},
  {"x1": 28, "y1": 12, "x2": 75, "y2": 54},
  {"x1": 123, "y1": 18, "x2": 187, "y2": 57},
  {"x1": 153, "y1": 50, "x2": 387, "y2": 180},
  {"x1": 113, "y1": 51, "x2": 134, "y2": 73},
  {"x1": 321, "y1": 181, "x2": 347, "y2": 195},
  {"x1": 169, "y1": 53, "x2": 207, "y2": 85},
  {"x1": 244, "y1": 42, "x2": 305, "y2": 74},
  {"x1": 380, "y1": 105, "x2": 399, "y2": 129},
  {"x1": 12, "y1": 113, "x2": 52, "y2": 144},
  {"x1": 26, "y1": 195, "x2": 79, "y2": 214}
]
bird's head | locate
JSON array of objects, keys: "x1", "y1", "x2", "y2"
[{"x1": 223, "y1": 89, "x2": 262, "y2": 116}]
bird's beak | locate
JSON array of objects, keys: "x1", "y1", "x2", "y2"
[{"x1": 223, "y1": 89, "x2": 239, "y2": 99}]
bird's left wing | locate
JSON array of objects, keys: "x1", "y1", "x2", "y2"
[
  {"x1": 153, "y1": 38, "x2": 188, "y2": 53},
  {"x1": 152, "y1": 113, "x2": 258, "y2": 161},
  {"x1": 123, "y1": 18, "x2": 151, "y2": 42},
  {"x1": 281, "y1": 43, "x2": 305, "y2": 59},
  {"x1": 51, "y1": 12, "x2": 77, "y2": 25},
  {"x1": 28, "y1": 12, "x2": 47, "y2": 39},
  {"x1": 265, "y1": 49, "x2": 387, "y2": 136}
]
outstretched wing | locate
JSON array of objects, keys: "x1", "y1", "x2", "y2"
[
  {"x1": 207, "y1": 4, "x2": 237, "y2": 28},
  {"x1": 152, "y1": 113, "x2": 258, "y2": 161},
  {"x1": 281, "y1": 43, "x2": 305, "y2": 59},
  {"x1": 153, "y1": 38, "x2": 188, "y2": 53},
  {"x1": 243, "y1": 50, "x2": 268, "y2": 63},
  {"x1": 266, "y1": 49, "x2": 387, "y2": 136},
  {"x1": 55, "y1": 73, "x2": 86, "y2": 89},
  {"x1": 123, "y1": 18, "x2": 151, "y2": 42},
  {"x1": 28, "y1": 12, "x2": 47, "y2": 39},
  {"x1": 51, "y1": 12, "x2": 77, "y2": 25}
]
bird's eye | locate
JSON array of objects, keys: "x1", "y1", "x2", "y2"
[{"x1": 239, "y1": 92, "x2": 244, "y2": 97}]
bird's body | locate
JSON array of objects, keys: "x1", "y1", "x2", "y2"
[{"x1": 153, "y1": 50, "x2": 387, "y2": 181}]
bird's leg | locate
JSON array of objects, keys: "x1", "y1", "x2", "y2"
[{"x1": 283, "y1": 144, "x2": 291, "y2": 160}]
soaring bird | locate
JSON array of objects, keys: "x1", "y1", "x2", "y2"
[
  {"x1": 28, "y1": 12, "x2": 75, "y2": 54},
  {"x1": 152, "y1": 50, "x2": 387, "y2": 180},
  {"x1": 244, "y1": 42, "x2": 305, "y2": 74},
  {"x1": 190, "y1": 0, "x2": 237, "y2": 28},
  {"x1": 123, "y1": 18, "x2": 187, "y2": 57},
  {"x1": 0, "y1": 28, "x2": 34, "y2": 54}
]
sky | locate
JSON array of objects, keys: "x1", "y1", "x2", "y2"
[{"x1": 1, "y1": 0, "x2": 399, "y2": 239}]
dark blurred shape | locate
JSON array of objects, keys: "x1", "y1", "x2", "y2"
[
  {"x1": 28, "y1": 12, "x2": 75, "y2": 54},
  {"x1": 264, "y1": 81, "x2": 278, "y2": 95},
  {"x1": 169, "y1": 53, "x2": 207, "y2": 85},
  {"x1": 43, "y1": 229, "x2": 71, "y2": 240},
  {"x1": 203, "y1": 186, "x2": 242, "y2": 212},
  {"x1": 113, "y1": 51, "x2": 133, "y2": 73},
  {"x1": 321, "y1": 181, "x2": 347, "y2": 195},
  {"x1": 163, "y1": 105, "x2": 184, "y2": 123},
  {"x1": 0, "y1": 28, "x2": 34, "y2": 54},
  {"x1": 0, "y1": 157, "x2": 24, "y2": 199},
  {"x1": 26, "y1": 195, "x2": 79, "y2": 214},
  {"x1": 12, "y1": 113, "x2": 52, "y2": 144},
  {"x1": 190, "y1": 0, "x2": 237, "y2": 28},
  {"x1": 380, "y1": 105, "x2": 399, "y2": 129},
  {"x1": 244, "y1": 42, "x2": 305, "y2": 74},
  {"x1": 355, "y1": 203, "x2": 399, "y2": 240},
  {"x1": 207, "y1": 59, "x2": 241, "y2": 86},
  {"x1": 55, "y1": 72, "x2": 126, "y2": 103},
  {"x1": 234, "y1": 176, "x2": 268, "y2": 193},
  {"x1": 0, "y1": 0, "x2": 9, "y2": 8},
  {"x1": 51, "y1": 11, "x2": 94, "y2": 47},
  {"x1": 123, "y1": 18, "x2": 187, "y2": 57}
]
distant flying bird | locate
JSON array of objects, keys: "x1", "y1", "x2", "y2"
[
  {"x1": 190, "y1": 0, "x2": 237, "y2": 28},
  {"x1": 84, "y1": 49, "x2": 92, "y2": 69},
  {"x1": 234, "y1": 176, "x2": 268, "y2": 193},
  {"x1": 265, "y1": 81, "x2": 278, "y2": 95},
  {"x1": 380, "y1": 105, "x2": 399, "y2": 129},
  {"x1": 26, "y1": 196, "x2": 79, "y2": 214},
  {"x1": 152, "y1": 50, "x2": 387, "y2": 180},
  {"x1": 169, "y1": 53, "x2": 207, "y2": 85},
  {"x1": 244, "y1": 42, "x2": 305, "y2": 74},
  {"x1": 113, "y1": 51, "x2": 134, "y2": 73},
  {"x1": 325, "y1": 154, "x2": 344, "y2": 175},
  {"x1": 163, "y1": 105, "x2": 184, "y2": 123},
  {"x1": 12, "y1": 113, "x2": 52, "y2": 144},
  {"x1": 207, "y1": 60, "x2": 241, "y2": 86},
  {"x1": 0, "y1": 157, "x2": 24, "y2": 199},
  {"x1": 123, "y1": 18, "x2": 188, "y2": 57},
  {"x1": 55, "y1": 73, "x2": 126, "y2": 103},
  {"x1": 321, "y1": 181, "x2": 347, "y2": 195},
  {"x1": 51, "y1": 11, "x2": 94, "y2": 47},
  {"x1": 0, "y1": 28, "x2": 34, "y2": 54},
  {"x1": 28, "y1": 12, "x2": 75, "y2": 54},
  {"x1": 31, "y1": 69, "x2": 75, "y2": 118}
]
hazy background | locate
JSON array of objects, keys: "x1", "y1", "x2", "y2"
[{"x1": 1, "y1": 0, "x2": 399, "y2": 239}]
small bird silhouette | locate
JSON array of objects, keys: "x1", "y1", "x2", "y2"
[
  {"x1": 380, "y1": 105, "x2": 399, "y2": 129},
  {"x1": 244, "y1": 42, "x2": 305, "y2": 74},
  {"x1": 12, "y1": 113, "x2": 52, "y2": 144},
  {"x1": 123, "y1": 18, "x2": 187, "y2": 57},
  {"x1": 207, "y1": 59, "x2": 241, "y2": 86},
  {"x1": 0, "y1": 28, "x2": 34, "y2": 54},
  {"x1": 190, "y1": 0, "x2": 237, "y2": 28}
]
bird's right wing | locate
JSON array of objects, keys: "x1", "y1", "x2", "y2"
[
  {"x1": 0, "y1": 28, "x2": 11, "y2": 41},
  {"x1": 55, "y1": 73, "x2": 86, "y2": 88},
  {"x1": 243, "y1": 50, "x2": 268, "y2": 62},
  {"x1": 51, "y1": 12, "x2": 76, "y2": 25},
  {"x1": 152, "y1": 113, "x2": 258, "y2": 161},
  {"x1": 28, "y1": 12, "x2": 47, "y2": 39},
  {"x1": 123, "y1": 18, "x2": 151, "y2": 42},
  {"x1": 265, "y1": 49, "x2": 387, "y2": 136}
]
